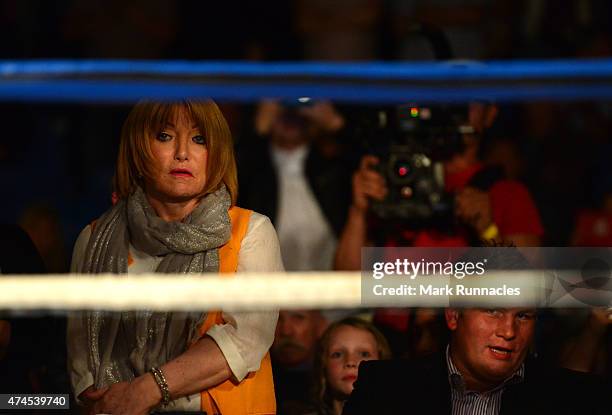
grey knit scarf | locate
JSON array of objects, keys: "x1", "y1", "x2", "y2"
[{"x1": 80, "y1": 185, "x2": 231, "y2": 389}]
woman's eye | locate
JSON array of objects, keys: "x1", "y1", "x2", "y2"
[
  {"x1": 359, "y1": 351, "x2": 372, "y2": 358},
  {"x1": 192, "y1": 135, "x2": 206, "y2": 145},
  {"x1": 157, "y1": 132, "x2": 172, "y2": 142},
  {"x1": 330, "y1": 351, "x2": 342, "y2": 359}
]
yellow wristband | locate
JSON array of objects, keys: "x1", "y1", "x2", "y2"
[{"x1": 480, "y1": 223, "x2": 500, "y2": 240}]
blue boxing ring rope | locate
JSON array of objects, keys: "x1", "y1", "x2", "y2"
[{"x1": 1, "y1": 58, "x2": 612, "y2": 103}]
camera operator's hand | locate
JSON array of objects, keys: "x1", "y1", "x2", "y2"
[
  {"x1": 336, "y1": 155, "x2": 386, "y2": 270},
  {"x1": 455, "y1": 186, "x2": 493, "y2": 234},
  {"x1": 352, "y1": 155, "x2": 388, "y2": 213}
]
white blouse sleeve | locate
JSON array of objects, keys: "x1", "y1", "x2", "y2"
[
  {"x1": 66, "y1": 225, "x2": 94, "y2": 403},
  {"x1": 206, "y1": 212, "x2": 283, "y2": 381}
]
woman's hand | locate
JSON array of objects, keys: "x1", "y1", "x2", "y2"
[
  {"x1": 78, "y1": 386, "x2": 107, "y2": 415},
  {"x1": 79, "y1": 385, "x2": 108, "y2": 407},
  {"x1": 89, "y1": 378, "x2": 157, "y2": 415}
]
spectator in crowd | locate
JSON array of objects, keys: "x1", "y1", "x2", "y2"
[
  {"x1": 343, "y1": 307, "x2": 610, "y2": 414},
  {"x1": 308, "y1": 317, "x2": 390, "y2": 415},
  {"x1": 238, "y1": 99, "x2": 351, "y2": 272},
  {"x1": 272, "y1": 310, "x2": 329, "y2": 414}
]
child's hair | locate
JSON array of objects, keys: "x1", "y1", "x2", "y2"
[{"x1": 312, "y1": 317, "x2": 391, "y2": 414}]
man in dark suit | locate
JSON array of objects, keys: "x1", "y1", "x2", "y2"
[{"x1": 343, "y1": 307, "x2": 610, "y2": 414}]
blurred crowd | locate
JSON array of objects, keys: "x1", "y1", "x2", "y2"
[
  {"x1": 0, "y1": 1, "x2": 611, "y2": 413},
  {"x1": 2, "y1": 0, "x2": 611, "y2": 60}
]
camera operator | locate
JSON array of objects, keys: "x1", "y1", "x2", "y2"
[
  {"x1": 335, "y1": 102, "x2": 543, "y2": 271},
  {"x1": 334, "y1": 102, "x2": 544, "y2": 359}
]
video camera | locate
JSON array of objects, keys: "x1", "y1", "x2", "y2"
[{"x1": 362, "y1": 103, "x2": 473, "y2": 227}]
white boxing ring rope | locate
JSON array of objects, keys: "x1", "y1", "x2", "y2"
[
  {"x1": 0, "y1": 273, "x2": 361, "y2": 311},
  {"x1": 0, "y1": 271, "x2": 594, "y2": 310}
]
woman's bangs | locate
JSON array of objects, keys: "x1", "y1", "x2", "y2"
[{"x1": 146, "y1": 102, "x2": 186, "y2": 135}]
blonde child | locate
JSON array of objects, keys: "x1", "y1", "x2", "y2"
[{"x1": 310, "y1": 317, "x2": 391, "y2": 415}]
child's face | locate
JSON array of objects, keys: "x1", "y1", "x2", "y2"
[{"x1": 325, "y1": 325, "x2": 380, "y2": 398}]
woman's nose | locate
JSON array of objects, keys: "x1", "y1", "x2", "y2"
[{"x1": 174, "y1": 137, "x2": 189, "y2": 161}]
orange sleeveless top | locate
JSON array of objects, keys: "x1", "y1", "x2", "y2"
[{"x1": 197, "y1": 206, "x2": 276, "y2": 415}]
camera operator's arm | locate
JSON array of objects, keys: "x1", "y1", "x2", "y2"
[
  {"x1": 456, "y1": 185, "x2": 542, "y2": 247},
  {"x1": 335, "y1": 156, "x2": 387, "y2": 270},
  {"x1": 455, "y1": 187, "x2": 497, "y2": 238}
]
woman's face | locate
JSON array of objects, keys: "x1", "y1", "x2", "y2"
[
  {"x1": 144, "y1": 108, "x2": 208, "y2": 203},
  {"x1": 325, "y1": 325, "x2": 380, "y2": 399}
]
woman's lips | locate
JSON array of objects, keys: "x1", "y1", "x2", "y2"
[
  {"x1": 170, "y1": 169, "x2": 193, "y2": 178},
  {"x1": 342, "y1": 375, "x2": 357, "y2": 382}
]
